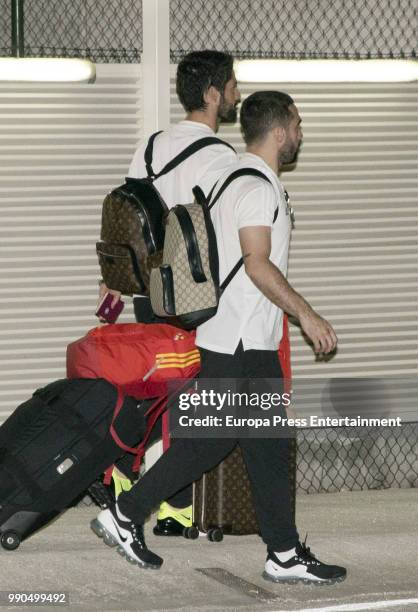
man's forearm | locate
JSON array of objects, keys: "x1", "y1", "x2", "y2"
[
  {"x1": 239, "y1": 228, "x2": 337, "y2": 353},
  {"x1": 245, "y1": 256, "x2": 311, "y2": 320}
]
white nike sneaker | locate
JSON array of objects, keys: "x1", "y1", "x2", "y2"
[
  {"x1": 263, "y1": 541, "x2": 346, "y2": 585},
  {"x1": 90, "y1": 504, "x2": 163, "y2": 569}
]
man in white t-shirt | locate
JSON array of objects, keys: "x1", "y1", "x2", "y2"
[
  {"x1": 100, "y1": 50, "x2": 239, "y2": 319},
  {"x1": 196, "y1": 154, "x2": 290, "y2": 353},
  {"x1": 97, "y1": 51, "x2": 239, "y2": 532},
  {"x1": 92, "y1": 90, "x2": 347, "y2": 584}
]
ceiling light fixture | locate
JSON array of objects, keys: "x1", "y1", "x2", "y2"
[
  {"x1": 235, "y1": 59, "x2": 418, "y2": 83},
  {"x1": 0, "y1": 0, "x2": 96, "y2": 83}
]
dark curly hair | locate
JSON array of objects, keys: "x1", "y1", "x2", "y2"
[{"x1": 176, "y1": 50, "x2": 234, "y2": 113}]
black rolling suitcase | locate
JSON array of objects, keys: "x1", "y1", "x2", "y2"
[{"x1": 0, "y1": 378, "x2": 149, "y2": 550}]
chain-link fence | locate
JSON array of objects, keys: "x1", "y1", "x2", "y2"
[
  {"x1": 1, "y1": 1, "x2": 416, "y2": 64},
  {"x1": 0, "y1": 0, "x2": 142, "y2": 62},
  {"x1": 297, "y1": 423, "x2": 418, "y2": 494},
  {"x1": 170, "y1": 0, "x2": 417, "y2": 62},
  {"x1": 78, "y1": 422, "x2": 418, "y2": 507}
]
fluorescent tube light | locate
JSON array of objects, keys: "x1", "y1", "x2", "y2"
[
  {"x1": 235, "y1": 59, "x2": 418, "y2": 83},
  {"x1": 0, "y1": 1, "x2": 96, "y2": 83},
  {"x1": 0, "y1": 57, "x2": 96, "y2": 83}
]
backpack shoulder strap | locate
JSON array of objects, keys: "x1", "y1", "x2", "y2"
[
  {"x1": 210, "y1": 168, "x2": 278, "y2": 295},
  {"x1": 219, "y1": 258, "x2": 246, "y2": 294},
  {"x1": 151, "y1": 137, "x2": 235, "y2": 180},
  {"x1": 144, "y1": 131, "x2": 163, "y2": 178},
  {"x1": 208, "y1": 167, "x2": 272, "y2": 210}
]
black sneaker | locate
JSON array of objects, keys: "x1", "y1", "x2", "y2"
[
  {"x1": 153, "y1": 502, "x2": 193, "y2": 537},
  {"x1": 90, "y1": 504, "x2": 163, "y2": 569},
  {"x1": 263, "y1": 541, "x2": 346, "y2": 585},
  {"x1": 87, "y1": 479, "x2": 115, "y2": 510}
]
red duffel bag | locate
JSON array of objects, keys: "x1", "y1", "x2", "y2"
[
  {"x1": 279, "y1": 314, "x2": 292, "y2": 390},
  {"x1": 66, "y1": 323, "x2": 200, "y2": 399},
  {"x1": 160, "y1": 315, "x2": 293, "y2": 450}
]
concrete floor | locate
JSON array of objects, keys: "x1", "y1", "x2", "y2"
[{"x1": 0, "y1": 488, "x2": 417, "y2": 612}]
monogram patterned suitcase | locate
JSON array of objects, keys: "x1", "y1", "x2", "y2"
[{"x1": 193, "y1": 441, "x2": 296, "y2": 540}]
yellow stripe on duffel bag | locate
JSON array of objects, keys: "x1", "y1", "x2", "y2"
[
  {"x1": 156, "y1": 356, "x2": 201, "y2": 369},
  {"x1": 155, "y1": 350, "x2": 200, "y2": 360}
]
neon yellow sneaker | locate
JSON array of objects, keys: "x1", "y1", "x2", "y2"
[{"x1": 153, "y1": 502, "x2": 198, "y2": 538}]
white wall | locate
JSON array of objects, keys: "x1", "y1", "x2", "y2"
[
  {"x1": 171, "y1": 70, "x2": 418, "y2": 387},
  {"x1": 0, "y1": 64, "x2": 141, "y2": 423}
]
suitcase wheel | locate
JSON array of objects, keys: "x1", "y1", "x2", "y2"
[
  {"x1": 207, "y1": 528, "x2": 223, "y2": 542},
  {"x1": 182, "y1": 525, "x2": 199, "y2": 540},
  {"x1": 1, "y1": 530, "x2": 21, "y2": 551}
]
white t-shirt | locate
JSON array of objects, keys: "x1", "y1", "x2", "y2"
[
  {"x1": 196, "y1": 153, "x2": 292, "y2": 354},
  {"x1": 128, "y1": 120, "x2": 237, "y2": 206}
]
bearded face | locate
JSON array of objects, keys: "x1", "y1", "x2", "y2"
[
  {"x1": 218, "y1": 94, "x2": 238, "y2": 122},
  {"x1": 280, "y1": 104, "x2": 303, "y2": 165},
  {"x1": 217, "y1": 73, "x2": 241, "y2": 123},
  {"x1": 279, "y1": 136, "x2": 302, "y2": 165}
]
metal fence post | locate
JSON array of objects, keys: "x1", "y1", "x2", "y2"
[
  {"x1": 141, "y1": 1, "x2": 170, "y2": 468},
  {"x1": 141, "y1": 0, "x2": 170, "y2": 139}
]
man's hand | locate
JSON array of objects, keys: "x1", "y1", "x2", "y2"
[
  {"x1": 98, "y1": 281, "x2": 121, "y2": 308},
  {"x1": 299, "y1": 310, "x2": 337, "y2": 355}
]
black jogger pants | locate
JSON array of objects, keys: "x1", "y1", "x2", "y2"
[{"x1": 118, "y1": 341, "x2": 299, "y2": 551}]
